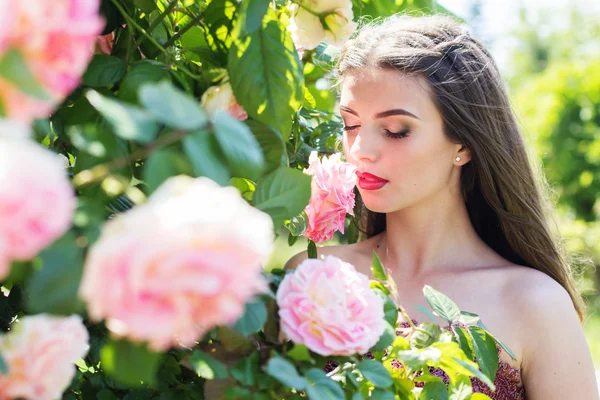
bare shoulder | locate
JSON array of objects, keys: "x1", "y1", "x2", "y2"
[{"x1": 503, "y1": 266, "x2": 598, "y2": 398}]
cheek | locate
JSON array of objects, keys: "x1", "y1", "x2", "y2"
[{"x1": 342, "y1": 133, "x2": 357, "y2": 165}]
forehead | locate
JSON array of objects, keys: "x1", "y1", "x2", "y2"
[{"x1": 339, "y1": 68, "x2": 438, "y2": 118}]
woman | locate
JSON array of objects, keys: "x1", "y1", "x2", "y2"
[{"x1": 285, "y1": 14, "x2": 599, "y2": 399}]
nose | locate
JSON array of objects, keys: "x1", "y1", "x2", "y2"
[{"x1": 347, "y1": 130, "x2": 379, "y2": 164}]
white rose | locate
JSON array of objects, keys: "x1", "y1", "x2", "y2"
[{"x1": 289, "y1": 3, "x2": 326, "y2": 51}]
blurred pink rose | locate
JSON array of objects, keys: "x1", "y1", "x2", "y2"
[
  {"x1": 0, "y1": 0, "x2": 104, "y2": 122},
  {"x1": 0, "y1": 138, "x2": 76, "y2": 279},
  {"x1": 302, "y1": 151, "x2": 357, "y2": 243},
  {"x1": 79, "y1": 176, "x2": 275, "y2": 351},
  {"x1": 0, "y1": 314, "x2": 89, "y2": 400},
  {"x1": 277, "y1": 255, "x2": 385, "y2": 356},
  {"x1": 201, "y1": 81, "x2": 248, "y2": 121}
]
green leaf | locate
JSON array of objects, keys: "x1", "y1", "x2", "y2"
[
  {"x1": 410, "y1": 323, "x2": 440, "y2": 349},
  {"x1": 143, "y1": 148, "x2": 192, "y2": 193},
  {"x1": 419, "y1": 381, "x2": 448, "y2": 400},
  {"x1": 25, "y1": 232, "x2": 84, "y2": 315},
  {"x1": 470, "y1": 393, "x2": 493, "y2": 400},
  {"x1": 452, "y1": 359, "x2": 495, "y2": 391},
  {"x1": 253, "y1": 167, "x2": 311, "y2": 227},
  {"x1": 369, "y1": 389, "x2": 396, "y2": 400},
  {"x1": 287, "y1": 344, "x2": 313, "y2": 363},
  {"x1": 97, "y1": 389, "x2": 119, "y2": 400},
  {"x1": 86, "y1": 90, "x2": 159, "y2": 144},
  {"x1": 371, "y1": 251, "x2": 387, "y2": 281},
  {"x1": 448, "y1": 375, "x2": 472, "y2": 400},
  {"x1": 118, "y1": 60, "x2": 170, "y2": 104},
  {"x1": 100, "y1": 339, "x2": 161, "y2": 387},
  {"x1": 134, "y1": 0, "x2": 157, "y2": 13},
  {"x1": 371, "y1": 321, "x2": 395, "y2": 351},
  {"x1": 305, "y1": 370, "x2": 345, "y2": 399},
  {"x1": 358, "y1": 359, "x2": 393, "y2": 388},
  {"x1": 230, "y1": 352, "x2": 259, "y2": 386},
  {"x1": 228, "y1": 10, "x2": 303, "y2": 140},
  {"x1": 213, "y1": 110, "x2": 265, "y2": 181},
  {"x1": 83, "y1": 55, "x2": 126, "y2": 87},
  {"x1": 396, "y1": 347, "x2": 442, "y2": 370},
  {"x1": 467, "y1": 326, "x2": 499, "y2": 384},
  {"x1": 0, "y1": 353, "x2": 8, "y2": 375},
  {"x1": 453, "y1": 327, "x2": 474, "y2": 361},
  {"x1": 139, "y1": 81, "x2": 208, "y2": 130},
  {"x1": 232, "y1": 299, "x2": 267, "y2": 336},
  {"x1": 0, "y1": 49, "x2": 50, "y2": 100},
  {"x1": 245, "y1": 120, "x2": 286, "y2": 174},
  {"x1": 219, "y1": 326, "x2": 255, "y2": 355},
  {"x1": 189, "y1": 350, "x2": 229, "y2": 380},
  {"x1": 264, "y1": 356, "x2": 307, "y2": 390},
  {"x1": 423, "y1": 285, "x2": 461, "y2": 324},
  {"x1": 237, "y1": 0, "x2": 271, "y2": 35},
  {"x1": 373, "y1": 289, "x2": 398, "y2": 327},
  {"x1": 459, "y1": 311, "x2": 480, "y2": 325},
  {"x1": 183, "y1": 129, "x2": 231, "y2": 186},
  {"x1": 414, "y1": 305, "x2": 439, "y2": 324}
]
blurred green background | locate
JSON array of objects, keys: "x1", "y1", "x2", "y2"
[{"x1": 267, "y1": 0, "x2": 600, "y2": 371}]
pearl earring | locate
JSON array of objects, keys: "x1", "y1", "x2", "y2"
[{"x1": 455, "y1": 156, "x2": 461, "y2": 162}]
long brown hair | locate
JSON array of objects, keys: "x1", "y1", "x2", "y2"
[{"x1": 335, "y1": 14, "x2": 585, "y2": 321}]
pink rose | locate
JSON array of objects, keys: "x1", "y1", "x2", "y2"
[
  {"x1": 0, "y1": 138, "x2": 76, "y2": 279},
  {"x1": 0, "y1": 0, "x2": 105, "y2": 122},
  {"x1": 302, "y1": 151, "x2": 357, "y2": 243},
  {"x1": 79, "y1": 176, "x2": 275, "y2": 351},
  {"x1": 277, "y1": 255, "x2": 385, "y2": 356},
  {"x1": 0, "y1": 314, "x2": 89, "y2": 400},
  {"x1": 95, "y1": 31, "x2": 114, "y2": 55},
  {"x1": 200, "y1": 81, "x2": 248, "y2": 121}
]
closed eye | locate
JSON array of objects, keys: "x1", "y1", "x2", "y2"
[{"x1": 343, "y1": 125, "x2": 360, "y2": 131}]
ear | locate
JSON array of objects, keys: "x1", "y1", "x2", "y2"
[{"x1": 454, "y1": 145, "x2": 471, "y2": 165}]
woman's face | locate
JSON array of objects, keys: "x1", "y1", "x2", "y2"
[{"x1": 340, "y1": 68, "x2": 466, "y2": 213}]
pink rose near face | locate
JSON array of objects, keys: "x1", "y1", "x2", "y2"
[
  {"x1": 0, "y1": 314, "x2": 89, "y2": 400},
  {"x1": 0, "y1": 0, "x2": 105, "y2": 122},
  {"x1": 79, "y1": 176, "x2": 275, "y2": 352},
  {"x1": 0, "y1": 138, "x2": 76, "y2": 280},
  {"x1": 200, "y1": 82, "x2": 248, "y2": 121},
  {"x1": 302, "y1": 151, "x2": 357, "y2": 243},
  {"x1": 277, "y1": 255, "x2": 385, "y2": 356}
]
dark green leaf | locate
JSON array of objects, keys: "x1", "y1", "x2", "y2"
[
  {"x1": 253, "y1": 167, "x2": 311, "y2": 227},
  {"x1": 264, "y1": 357, "x2": 307, "y2": 390},
  {"x1": 97, "y1": 389, "x2": 119, "y2": 400},
  {"x1": 100, "y1": 339, "x2": 161, "y2": 387},
  {"x1": 230, "y1": 352, "x2": 259, "y2": 386},
  {"x1": 423, "y1": 285, "x2": 461, "y2": 324},
  {"x1": 358, "y1": 359, "x2": 393, "y2": 388},
  {"x1": 213, "y1": 111, "x2": 265, "y2": 181},
  {"x1": 467, "y1": 326, "x2": 499, "y2": 384},
  {"x1": 183, "y1": 129, "x2": 231, "y2": 186},
  {"x1": 139, "y1": 81, "x2": 208, "y2": 130},
  {"x1": 118, "y1": 60, "x2": 170, "y2": 104},
  {"x1": 371, "y1": 320, "x2": 395, "y2": 351},
  {"x1": 83, "y1": 55, "x2": 127, "y2": 87},
  {"x1": 134, "y1": 0, "x2": 157, "y2": 13},
  {"x1": 237, "y1": 0, "x2": 271, "y2": 35},
  {"x1": 453, "y1": 327, "x2": 474, "y2": 361},
  {"x1": 143, "y1": 148, "x2": 192, "y2": 193},
  {"x1": 371, "y1": 251, "x2": 387, "y2": 281},
  {"x1": 86, "y1": 90, "x2": 159, "y2": 144},
  {"x1": 369, "y1": 389, "x2": 396, "y2": 400},
  {"x1": 189, "y1": 350, "x2": 229, "y2": 380},
  {"x1": 232, "y1": 299, "x2": 267, "y2": 336},
  {"x1": 452, "y1": 359, "x2": 495, "y2": 391},
  {"x1": 287, "y1": 344, "x2": 313, "y2": 363},
  {"x1": 25, "y1": 232, "x2": 84, "y2": 315},
  {"x1": 0, "y1": 49, "x2": 50, "y2": 100},
  {"x1": 219, "y1": 326, "x2": 255, "y2": 355},
  {"x1": 245, "y1": 120, "x2": 286, "y2": 174},
  {"x1": 228, "y1": 11, "x2": 303, "y2": 140},
  {"x1": 420, "y1": 381, "x2": 448, "y2": 400}
]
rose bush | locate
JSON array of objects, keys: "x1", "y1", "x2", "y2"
[{"x1": 0, "y1": 1, "x2": 500, "y2": 399}]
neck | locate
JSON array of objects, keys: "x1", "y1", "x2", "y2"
[{"x1": 376, "y1": 191, "x2": 495, "y2": 279}]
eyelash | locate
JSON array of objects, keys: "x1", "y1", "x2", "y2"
[{"x1": 342, "y1": 125, "x2": 411, "y2": 139}]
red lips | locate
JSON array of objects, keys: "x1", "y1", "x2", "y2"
[
  {"x1": 356, "y1": 171, "x2": 389, "y2": 190},
  {"x1": 356, "y1": 171, "x2": 388, "y2": 182}
]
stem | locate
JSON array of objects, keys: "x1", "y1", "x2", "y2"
[
  {"x1": 73, "y1": 129, "x2": 188, "y2": 188},
  {"x1": 135, "y1": 0, "x2": 179, "y2": 50},
  {"x1": 399, "y1": 306, "x2": 416, "y2": 329}
]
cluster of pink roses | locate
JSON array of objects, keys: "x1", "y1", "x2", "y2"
[{"x1": 302, "y1": 151, "x2": 357, "y2": 243}]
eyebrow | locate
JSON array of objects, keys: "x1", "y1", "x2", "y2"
[{"x1": 339, "y1": 105, "x2": 421, "y2": 120}]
